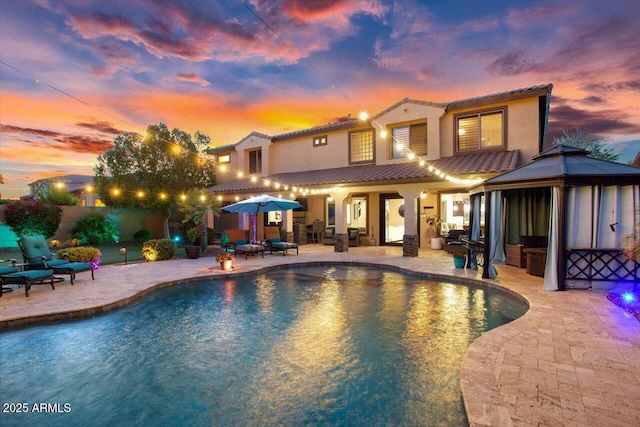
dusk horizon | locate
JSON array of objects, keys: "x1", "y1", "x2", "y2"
[{"x1": 1, "y1": 0, "x2": 639, "y2": 198}]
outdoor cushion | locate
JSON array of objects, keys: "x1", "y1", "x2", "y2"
[
  {"x1": 267, "y1": 238, "x2": 298, "y2": 256},
  {"x1": 0, "y1": 266, "x2": 19, "y2": 276},
  {"x1": 50, "y1": 262, "x2": 94, "y2": 285},
  {"x1": 19, "y1": 235, "x2": 69, "y2": 269},
  {"x1": 1, "y1": 269, "x2": 55, "y2": 297}
]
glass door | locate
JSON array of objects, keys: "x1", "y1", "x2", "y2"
[{"x1": 380, "y1": 193, "x2": 404, "y2": 245}]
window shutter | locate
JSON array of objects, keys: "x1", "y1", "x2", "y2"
[
  {"x1": 409, "y1": 123, "x2": 427, "y2": 155},
  {"x1": 458, "y1": 116, "x2": 479, "y2": 151},
  {"x1": 480, "y1": 112, "x2": 503, "y2": 148}
]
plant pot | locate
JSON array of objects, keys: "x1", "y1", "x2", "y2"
[
  {"x1": 185, "y1": 246, "x2": 201, "y2": 259},
  {"x1": 220, "y1": 260, "x2": 233, "y2": 270},
  {"x1": 430, "y1": 237, "x2": 443, "y2": 250},
  {"x1": 453, "y1": 256, "x2": 466, "y2": 268}
]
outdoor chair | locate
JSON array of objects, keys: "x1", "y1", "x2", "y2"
[
  {"x1": 444, "y1": 230, "x2": 468, "y2": 255},
  {"x1": 18, "y1": 235, "x2": 95, "y2": 286},
  {"x1": 0, "y1": 258, "x2": 55, "y2": 297},
  {"x1": 223, "y1": 229, "x2": 263, "y2": 259},
  {"x1": 263, "y1": 226, "x2": 298, "y2": 256},
  {"x1": 307, "y1": 219, "x2": 324, "y2": 244}
]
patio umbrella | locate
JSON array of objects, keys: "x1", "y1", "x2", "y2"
[{"x1": 222, "y1": 194, "x2": 302, "y2": 214}]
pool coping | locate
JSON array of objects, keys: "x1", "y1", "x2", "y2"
[{"x1": 0, "y1": 247, "x2": 638, "y2": 426}]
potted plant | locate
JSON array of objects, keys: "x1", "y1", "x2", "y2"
[
  {"x1": 184, "y1": 226, "x2": 200, "y2": 259},
  {"x1": 215, "y1": 251, "x2": 235, "y2": 270},
  {"x1": 453, "y1": 253, "x2": 466, "y2": 268},
  {"x1": 422, "y1": 212, "x2": 443, "y2": 249}
]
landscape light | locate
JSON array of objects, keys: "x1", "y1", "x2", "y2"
[{"x1": 622, "y1": 293, "x2": 635, "y2": 303}]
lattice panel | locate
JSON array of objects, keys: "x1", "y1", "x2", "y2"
[{"x1": 566, "y1": 249, "x2": 639, "y2": 282}]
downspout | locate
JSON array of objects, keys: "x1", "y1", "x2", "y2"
[{"x1": 541, "y1": 85, "x2": 553, "y2": 152}]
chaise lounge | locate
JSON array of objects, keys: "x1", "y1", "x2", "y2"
[
  {"x1": 224, "y1": 229, "x2": 264, "y2": 259},
  {"x1": 19, "y1": 235, "x2": 95, "y2": 285},
  {"x1": 0, "y1": 259, "x2": 55, "y2": 297},
  {"x1": 264, "y1": 226, "x2": 298, "y2": 256}
]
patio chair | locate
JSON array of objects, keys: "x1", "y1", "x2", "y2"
[
  {"x1": 223, "y1": 229, "x2": 263, "y2": 259},
  {"x1": 307, "y1": 219, "x2": 324, "y2": 244},
  {"x1": 0, "y1": 258, "x2": 55, "y2": 297},
  {"x1": 18, "y1": 235, "x2": 95, "y2": 285},
  {"x1": 264, "y1": 226, "x2": 298, "y2": 256}
]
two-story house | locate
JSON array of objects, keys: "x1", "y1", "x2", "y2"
[{"x1": 209, "y1": 84, "x2": 553, "y2": 256}]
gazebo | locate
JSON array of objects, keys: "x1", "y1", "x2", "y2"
[{"x1": 468, "y1": 145, "x2": 640, "y2": 291}]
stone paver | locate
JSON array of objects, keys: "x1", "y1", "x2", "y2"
[{"x1": 1, "y1": 245, "x2": 638, "y2": 426}]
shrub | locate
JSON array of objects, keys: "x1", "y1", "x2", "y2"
[
  {"x1": 70, "y1": 213, "x2": 119, "y2": 244},
  {"x1": 4, "y1": 199, "x2": 62, "y2": 238},
  {"x1": 58, "y1": 246, "x2": 102, "y2": 269},
  {"x1": 133, "y1": 229, "x2": 152, "y2": 243},
  {"x1": 142, "y1": 239, "x2": 176, "y2": 262}
]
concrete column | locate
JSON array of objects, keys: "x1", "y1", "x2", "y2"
[
  {"x1": 398, "y1": 186, "x2": 423, "y2": 257},
  {"x1": 330, "y1": 188, "x2": 350, "y2": 252}
]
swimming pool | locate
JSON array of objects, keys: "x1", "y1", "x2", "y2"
[{"x1": 0, "y1": 265, "x2": 527, "y2": 426}]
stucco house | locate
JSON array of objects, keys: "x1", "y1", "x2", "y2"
[{"x1": 208, "y1": 84, "x2": 554, "y2": 256}]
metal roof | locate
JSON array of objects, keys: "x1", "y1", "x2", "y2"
[{"x1": 481, "y1": 145, "x2": 640, "y2": 189}]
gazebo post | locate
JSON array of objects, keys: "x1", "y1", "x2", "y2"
[{"x1": 482, "y1": 191, "x2": 492, "y2": 279}]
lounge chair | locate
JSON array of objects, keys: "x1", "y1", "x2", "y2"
[
  {"x1": 18, "y1": 235, "x2": 95, "y2": 285},
  {"x1": 0, "y1": 259, "x2": 55, "y2": 297},
  {"x1": 224, "y1": 229, "x2": 263, "y2": 259},
  {"x1": 264, "y1": 226, "x2": 298, "y2": 256}
]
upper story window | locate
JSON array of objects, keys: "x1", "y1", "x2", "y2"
[
  {"x1": 313, "y1": 135, "x2": 327, "y2": 147},
  {"x1": 249, "y1": 149, "x2": 262, "y2": 174},
  {"x1": 218, "y1": 154, "x2": 230, "y2": 163},
  {"x1": 391, "y1": 123, "x2": 427, "y2": 159},
  {"x1": 349, "y1": 130, "x2": 375, "y2": 164},
  {"x1": 456, "y1": 108, "x2": 506, "y2": 153}
]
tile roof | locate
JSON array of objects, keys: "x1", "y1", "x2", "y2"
[
  {"x1": 209, "y1": 150, "x2": 520, "y2": 193},
  {"x1": 445, "y1": 84, "x2": 553, "y2": 110},
  {"x1": 271, "y1": 118, "x2": 361, "y2": 142}
]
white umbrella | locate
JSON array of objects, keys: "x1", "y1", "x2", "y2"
[{"x1": 222, "y1": 194, "x2": 302, "y2": 213}]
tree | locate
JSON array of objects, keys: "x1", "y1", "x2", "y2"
[
  {"x1": 94, "y1": 123, "x2": 216, "y2": 236},
  {"x1": 4, "y1": 199, "x2": 62, "y2": 238},
  {"x1": 178, "y1": 188, "x2": 221, "y2": 252},
  {"x1": 37, "y1": 187, "x2": 79, "y2": 206},
  {"x1": 553, "y1": 128, "x2": 621, "y2": 162}
]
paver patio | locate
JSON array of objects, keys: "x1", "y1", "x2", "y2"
[{"x1": 1, "y1": 245, "x2": 638, "y2": 426}]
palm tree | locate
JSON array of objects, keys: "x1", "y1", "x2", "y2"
[{"x1": 178, "y1": 188, "x2": 221, "y2": 252}]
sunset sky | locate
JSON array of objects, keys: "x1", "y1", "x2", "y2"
[{"x1": 1, "y1": 0, "x2": 639, "y2": 199}]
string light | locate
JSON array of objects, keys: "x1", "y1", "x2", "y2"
[{"x1": 358, "y1": 110, "x2": 480, "y2": 185}]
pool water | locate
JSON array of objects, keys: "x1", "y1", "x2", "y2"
[{"x1": 0, "y1": 265, "x2": 527, "y2": 426}]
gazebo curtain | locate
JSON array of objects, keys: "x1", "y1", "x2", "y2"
[
  {"x1": 563, "y1": 185, "x2": 640, "y2": 289},
  {"x1": 543, "y1": 187, "x2": 560, "y2": 290},
  {"x1": 487, "y1": 190, "x2": 505, "y2": 278},
  {"x1": 505, "y1": 188, "x2": 550, "y2": 244}
]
